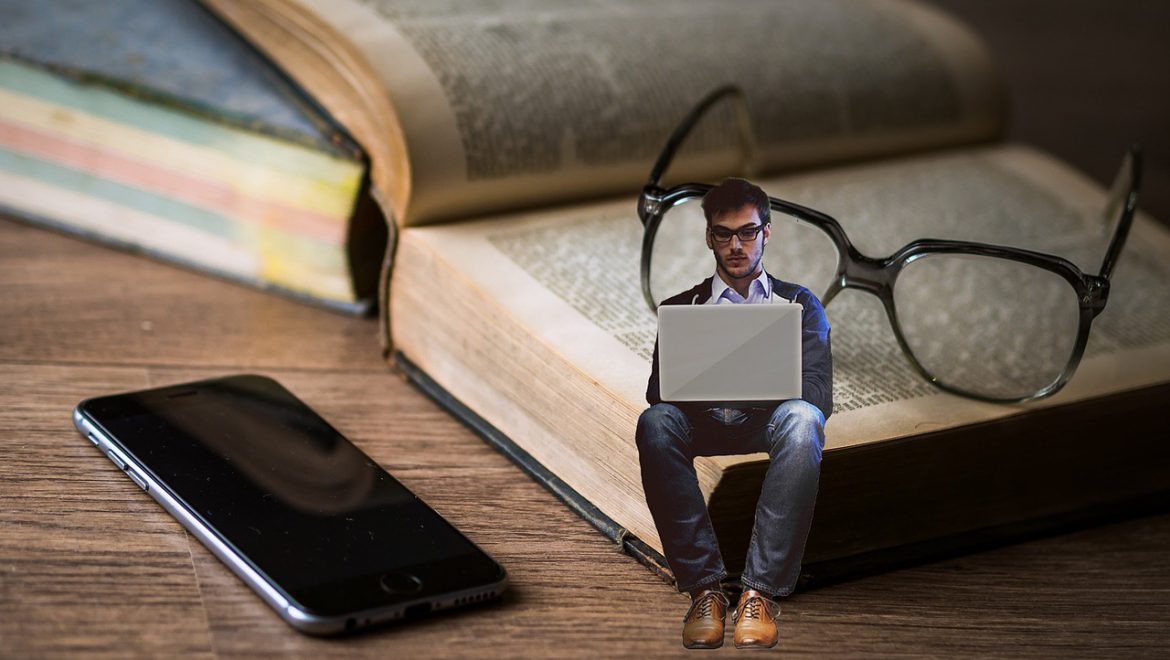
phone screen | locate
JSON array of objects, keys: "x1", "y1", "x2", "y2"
[{"x1": 80, "y1": 375, "x2": 502, "y2": 618}]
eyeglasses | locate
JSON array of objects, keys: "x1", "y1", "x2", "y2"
[
  {"x1": 709, "y1": 224, "x2": 766, "y2": 244},
  {"x1": 637, "y1": 86, "x2": 1142, "y2": 403}
]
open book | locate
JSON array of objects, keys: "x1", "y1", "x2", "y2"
[{"x1": 206, "y1": 0, "x2": 1170, "y2": 584}]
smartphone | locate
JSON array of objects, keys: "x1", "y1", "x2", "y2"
[{"x1": 73, "y1": 374, "x2": 507, "y2": 635}]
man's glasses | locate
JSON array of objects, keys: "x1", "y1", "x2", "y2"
[
  {"x1": 709, "y1": 224, "x2": 765, "y2": 244},
  {"x1": 637, "y1": 86, "x2": 1142, "y2": 403}
]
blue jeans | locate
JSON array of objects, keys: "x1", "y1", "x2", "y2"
[{"x1": 635, "y1": 400, "x2": 825, "y2": 597}]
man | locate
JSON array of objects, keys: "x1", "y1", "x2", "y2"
[{"x1": 637, "y1": 177, "x2": 832, "y2": 650}]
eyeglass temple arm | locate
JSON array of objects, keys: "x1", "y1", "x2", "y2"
[
  {"x1": 1098, "y1": 146, "x2": 1143, "y2": 281},
  {"x1": 644, "y1": 85, "x2": 760, "y2": 189}
]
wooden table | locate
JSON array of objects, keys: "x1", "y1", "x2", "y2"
[{"x1": 3, "y1": 213, "x2": 1170, "y2": 658}]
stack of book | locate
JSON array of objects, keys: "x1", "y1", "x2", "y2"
[{"x1": 0, "y1": 0, "x2": 384, "y2": 312}]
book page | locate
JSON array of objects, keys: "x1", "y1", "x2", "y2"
[
  {"x1": 260, "y1": 0, "x2": 1002, "y2": 225},
  {"x1": 397, "y1": 145, "x2": 1170, "y2": 455}
]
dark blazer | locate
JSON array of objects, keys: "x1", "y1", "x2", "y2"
[{"x1": 645, "y1": 275, "x2": 833, "y2": 420}]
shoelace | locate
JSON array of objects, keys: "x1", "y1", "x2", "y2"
[
  {"x1": 741, "y1": 596, "x2": 764, "y2": 621},
  {"x1": 685, "y1": 591, "x2": 725, "y2": 622},
  {"x1": 733, "y1": 592, "x2": 778, "y2": 623}
]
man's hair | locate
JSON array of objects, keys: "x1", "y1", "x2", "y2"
[{"x1": 701, "y1": 177, "x2": 771, "y2": 226}]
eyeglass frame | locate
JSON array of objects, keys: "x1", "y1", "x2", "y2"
[
  {"x1": 637, "y1": 85, "x2": 1143, "y2": 404},
  {"x1": 708, "y1": 222, "x2": 767, "y2": 244}
]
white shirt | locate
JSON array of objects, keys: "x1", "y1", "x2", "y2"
[{"x1": 708, "y1": 268, "x2": 772, "y2": 304}]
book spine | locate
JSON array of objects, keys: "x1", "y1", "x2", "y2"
[{"x1": 0, "y1": 204, "x2": 373, "y2": 316}]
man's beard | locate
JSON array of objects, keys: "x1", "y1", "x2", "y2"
[{"x1": 718, "y1": 249, "x2": 762, "y2": 281}]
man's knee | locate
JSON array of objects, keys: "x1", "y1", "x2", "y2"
[
  {"x1": 765, "y1": 400, "x2": 825, "y2": 460},
  {"x1": 768, "y1": 399, "x2": 825, "y2": 431},
  {"x1": 636, "y1": 403, "x2": 691, "y2": 454}
]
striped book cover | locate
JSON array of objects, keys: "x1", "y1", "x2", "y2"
[{"x1": 0, "y1": 0, "x2": 384, "y2": 313}]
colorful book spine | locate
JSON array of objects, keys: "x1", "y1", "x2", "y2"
[{"x1": 0, "y1": 0, "x2": 379, "y2": 312}]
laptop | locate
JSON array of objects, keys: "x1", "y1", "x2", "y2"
[{"x1": 657, "y1": 303, "x2": 803, "y2": 405}]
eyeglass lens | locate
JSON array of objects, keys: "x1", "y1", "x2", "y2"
[{"x1": 893, "y1": 253, "x2": 1082, "y2": 399}]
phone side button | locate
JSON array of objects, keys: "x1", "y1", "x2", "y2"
[
  {"x1": 105, "y1": 448, "x2": 128, "y2": 471},
  {"x1": 127, "y1": 469, "x2": 149, "y2": 492}
]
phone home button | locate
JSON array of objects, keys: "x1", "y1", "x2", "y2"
[{"x1": 379, "y1": 571, "x2": 423, "y2": 595}]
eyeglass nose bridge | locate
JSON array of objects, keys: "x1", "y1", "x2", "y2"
[{"x1": 826, "y1": 253, "x2": 894, "y2": 303}]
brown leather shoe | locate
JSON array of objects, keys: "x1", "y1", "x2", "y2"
[
  {"x1": 682, "y1": 588, "x2": 728, "y2": 649},
  {"x1": 732, "y1": 589, "x2": 780, "y2": 649}
]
